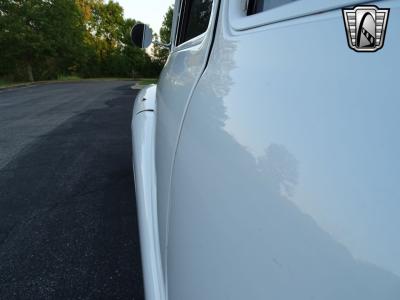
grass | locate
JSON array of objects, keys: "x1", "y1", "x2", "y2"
[
  {"x1": 57, "y1": 75, "x2": 81, "y2": 81},
  {"x1": 137, "y1": 78, "x2": 158, "y2": 85},
  {"x1": 0, "y1": 77, "x2": 137, "y2": 90},
  {"x1": 0, "y1": 79, "x2": 32, "y2": 89},
  {"x1": 0, "y1": 77, "x2": 158, "y2": 90},
  {"x1": 56, "y1": 76, "x2": 131, "y2": 81},
  {"x1": 0, "y1": 79, "x2": 13, "y2": 88}
]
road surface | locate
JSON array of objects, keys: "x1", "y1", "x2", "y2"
[{"x1": 0, "y1": 81, "x2": 144, "y2": 299}]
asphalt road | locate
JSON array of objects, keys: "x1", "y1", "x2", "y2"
[{"x1": 0, "y1": 81, "x2": 144, "y2": 299}]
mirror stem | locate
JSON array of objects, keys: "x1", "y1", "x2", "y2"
[{"x1": 153, "y1": 40, "x2": 171, "y2": 50}]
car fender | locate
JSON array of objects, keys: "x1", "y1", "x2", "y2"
[{"x1": 131, "y1": 84, "x2": 165, "y2": 300}]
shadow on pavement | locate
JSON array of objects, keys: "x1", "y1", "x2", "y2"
[{"x1": 0, "y1": 85, "x2": 144, "y2": 299}]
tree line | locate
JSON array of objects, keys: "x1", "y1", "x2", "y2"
[{"x1": 0, "y1": 0, "x2": 173, "y2": 82}]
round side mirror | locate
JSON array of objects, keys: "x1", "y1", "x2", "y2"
[{"x1": 131, "y1": 23, "x2": 153, "y2": 48}]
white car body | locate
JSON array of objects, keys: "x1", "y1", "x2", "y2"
[{"x1": 132, "y1": 0, "x2": 400, "y2": 299}]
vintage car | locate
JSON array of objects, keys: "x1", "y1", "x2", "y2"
[{"x1": 131, "y1": 0, "x2": 400, "y2": 299}]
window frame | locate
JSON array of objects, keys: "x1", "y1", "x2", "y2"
[
  {"x1": 229, "y1": 0, "x2": 368, "y2": 31},
  {"x1": 173, "y1": 0, "x2": 215, "y2": 50}
]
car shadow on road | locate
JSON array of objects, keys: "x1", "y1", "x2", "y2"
[{"x1": 0, "y1": 85, "x2": 144, "y2": 299}]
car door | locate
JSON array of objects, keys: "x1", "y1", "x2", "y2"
[
  {"x1": 167, "y1": 0, "x2": 400, "y2": 299},
  {"x1": 155, "y1": 0, "x2": 219, "y2": 276}
]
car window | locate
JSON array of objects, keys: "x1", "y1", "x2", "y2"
[
  {"x1": 176, "y1": 0, "x2": 213, "y2": 46},
  {"x1": 247, "y1": 0, "x2": 299, "y2": 15}
]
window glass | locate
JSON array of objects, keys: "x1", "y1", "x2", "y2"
[
  {"x1": 247, "y1": 0, "x2": 299, "y2": 15},
  {"x1": 176, "y1": 0, "x2": 213, "y2": 45}
]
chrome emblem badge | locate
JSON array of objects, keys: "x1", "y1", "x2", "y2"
[{"x1": 343, "y1": 5, "x2": 390, "y2": 52}]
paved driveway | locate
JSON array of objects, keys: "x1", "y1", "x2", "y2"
[{"x1": 0, "y1": 81, "x2": 144, "y2": 299}]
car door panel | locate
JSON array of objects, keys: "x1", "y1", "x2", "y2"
[
  {"x1": 155, "y1": 0, "x2": 219, "y2": 276},
  {"x1": 168, "y1": 0, "x2": 400, "y2": 299}
]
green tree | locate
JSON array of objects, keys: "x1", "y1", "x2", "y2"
[
  {"x1": 153, "y1": 5, "x2": 173, "y2": 65},
  {"x1": 0, "y1": 0, "x2": 163, "y2": 82},
  {"x1": 75, "y1": 0, "x2": 156, "y2": 78},
  {"x1": 0, "y1": 0, "x2": 85, "y2": 81}
]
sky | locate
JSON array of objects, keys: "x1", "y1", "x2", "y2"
[{"x1": 116, "y1": 0, "x2": 174, "y2": 34}]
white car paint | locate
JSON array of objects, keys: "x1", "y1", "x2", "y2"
[
  {"x1": 155, "y1": 0, "x2": 220, "y2": 275},
  {"x1": 132, "y1": 85, "x2": 165, "y2": 300},
  {"x1": 132, "y1": 0, "x2": 400, "y2": 299}
]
